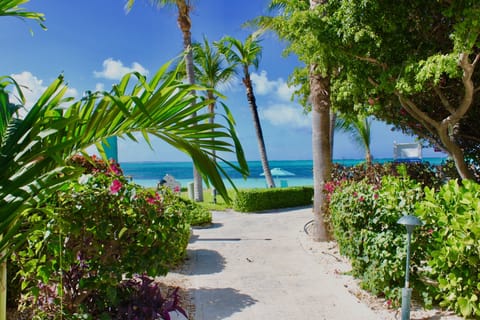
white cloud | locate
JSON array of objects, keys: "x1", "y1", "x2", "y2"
[
  {"x1": 251, "y1": 70, "x2": 278, "y2": 95},
  {"x1": 95, "y1": 83, "x2": 105, "y2": 92},
  {"x1": 11, "y1": 71, "x2": 46, "y2": 109},
  {"x1": 10, "y1": 72, "x2": 78, "y2": 116},
  {"x1": 94, "y1": 58, "x2": 149, "y2": 80},
  {"x1": 250, "y1": 70, "x2": 295, "y2": 102},
  {"x1": 276, "y1": 81, "x2": 295, "y2": 101},
  {"x1": 261, "y1": 103, "x2": 310, "y2": 129}
]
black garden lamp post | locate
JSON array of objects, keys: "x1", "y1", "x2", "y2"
[{"x1": 397, "y1": 214, "x2": 423, "y2": 320}]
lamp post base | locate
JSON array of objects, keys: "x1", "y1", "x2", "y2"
[{"x1": 401, "y1": 287, "x2": 412, "y2": 320}]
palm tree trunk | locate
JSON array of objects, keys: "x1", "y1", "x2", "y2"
[
  {"x1": 243, "y1": 71, "x2": 275, "y2": 188},
  {"x1": 177, "y1": 0, "x2": 203, "y2": 201},
  {"x1": 365, "y1": 148, "x2": 372, "y2": 165},
  {"x1": 309, "y1": 0, "x2": 331, "y2": 241},
  {"x1": 310, "y1": 66, "x2": 331, "y2": 241},
  {"x1": 207, "y1": 91, "x2": 218, "y2": 202}
]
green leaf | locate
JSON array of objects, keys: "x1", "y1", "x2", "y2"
[{"x1": 118, "y1": 227, "x2": 128, "y2": 239}]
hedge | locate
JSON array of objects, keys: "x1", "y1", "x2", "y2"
[{"x1": 233, "y1": 186, "x2": 313, "y2": 212}]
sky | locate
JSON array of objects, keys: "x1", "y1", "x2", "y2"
[{"x1": 1, "y1": 0, "x2": 445, "y2": 162}]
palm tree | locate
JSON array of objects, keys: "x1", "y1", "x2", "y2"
[
  {"x1": 0, "y1": 0, "x2": 45, "y2": 27},
  {"x1": 218, "y1": 35, "x2": 276, "y2": 188},
  {"x1": 255, "y1": 0, "x2": 331, "y2": 240},
  {"x1": 0, "y1": 63, "x2": 248, "y2": 318},
  {"x1": 335, "y1": 114, "x2": 373, "y2": 165},
  {"x1": 192, "y1": 36, "x2": 238, "y2": 202},
  {"x1": 125, "y1": 0, "x2": 205, "y2": 201}
]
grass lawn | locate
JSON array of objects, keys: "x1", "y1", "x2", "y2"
[{"x1": 181, "y1": 188, "x2": 237, "y2": 211}]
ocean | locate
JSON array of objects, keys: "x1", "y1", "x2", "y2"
[{"x1": 120, "y1": 157, "x2": 448, "y2": 189}]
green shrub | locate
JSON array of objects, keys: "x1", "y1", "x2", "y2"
[
  {"x1": 416, "y1": 179, "x2": 480, "y2": 318},
  {"x1": 331, "y1": 161, "x2": 442, "y2": 188},
  {"x1": 13, "y1": 168, "x2": 191, "y2": 318},
  {"x1": 179, "y1": 196, "x2": 212, "y2": 225},
  {"x1": 329, "y1": 174, "x2": 425, "y2": 303},
  {"x1": 233, "y1": 187, "x2": 313, "y2": 212}
]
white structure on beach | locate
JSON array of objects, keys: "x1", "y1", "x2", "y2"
[{"x1": 393, "y1": 142, "x2": 422, "y2": 162}]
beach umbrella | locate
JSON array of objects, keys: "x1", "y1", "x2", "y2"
[
  {"x1": 260, "y1": 168, "x2": 295, "y2": 179},
  {"x1": 261, "y1": 168, "x2": 295, "y2": 187}
]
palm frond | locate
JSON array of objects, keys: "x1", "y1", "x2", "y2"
[{"x1": 0, "y1": 60, "x2": 248, "y2": 260}]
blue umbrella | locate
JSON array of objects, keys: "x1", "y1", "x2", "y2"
[{"x1": 260, "y1": 168, "x2": 295, "y2": 181}]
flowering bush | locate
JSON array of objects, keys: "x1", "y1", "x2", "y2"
[
  {"x1": 13, "y1": 158, "x2": 191, "y2": 318},
  {"x1": 328, "y1": 163, "x2": 480, "y2": 317},
  {"x1": 329, "y1": 174, "x2": 425, "y2": 304},
  {"x1": 330, "y1": 161, "x2": 442, "y2": 188}
]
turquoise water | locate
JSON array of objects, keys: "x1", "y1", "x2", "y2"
[{"x1": 121, "y1": 157, "x2": 448, "y2": 189}]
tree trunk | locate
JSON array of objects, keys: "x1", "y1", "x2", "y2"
[
  {"x1": 243, "y1": 71, "x2": 275, "y2": 188},
  {"x1": 365, "y1": 148, "x2": 372, "y2": 165},
  {"x1": 310, "y1": 66, "x2": 331, "y2": 241},
  {"x1": 177, "y1": 0, "x2": 203, "y2": 201},
  {"x1": 208, "y1": 90, "x2": 218, "y2": 202},
  {"x1": 439, "y1": 122, "x2": 474, "y2": 180}
]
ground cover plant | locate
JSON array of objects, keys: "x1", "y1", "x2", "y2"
[{"x1": 10, "y1": 156, "x2": 192, "y2": 318}]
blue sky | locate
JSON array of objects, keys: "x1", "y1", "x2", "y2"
[{"x1": 1, "y1": 0, "x2": 444, "y2": 162}]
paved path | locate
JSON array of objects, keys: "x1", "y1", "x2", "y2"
[{"x1": 167, "y1": 207, "x2": 396, "y2": 320}]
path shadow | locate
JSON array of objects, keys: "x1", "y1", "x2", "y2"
[
  {"x1": 192, "y1": 222, "x2": 223, "y2": 229},
  {"x1": 243, "y1": 205, "x2": 313, "y2": 215},
  {"x1": 191, "y1": 287, "x2": 257, "y2": 320},
  {"x1": 180, "y1": 248, "x2": 226, "y2": 275}
]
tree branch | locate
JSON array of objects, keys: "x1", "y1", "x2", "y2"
[
  {"x1": 396, "y1": 92, "x2": 440, "y2": 132},
  {"x1": 367, "y1": 77, "x2": 379, "y2": 87},
  {"x1": 458, "y1": 132, "x2": 480, "y2": 144},
  {"x1": 472, "y1": 53, "x2": 480, "y2": 67},
  {"x1": 354, "y1": 55, "x2": 388, "y2": 70},
  {"x1": 433, "y1": 86, "x2": 456, "y2": 114},
  {"x1": 446, "y1": 53, "x2": 475, "y2": 125}
]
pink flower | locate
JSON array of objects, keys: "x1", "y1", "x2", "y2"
[
  {"x1": 109, "y1": 164, "x2": 121, "y2": 175},
  {"x1": 324, "y1": 182, "x2": 336, "y2": 193},
  {"x1": 374, "y1": 193, "x2": 379, "y2": 199},
  {"x1": 353, "y1": 192, "x2": 358, "y2": 197},
  {"x1": 109, "y1": 179, "x2": 122, "y2": 194},
  {"x1": 359, "y1": 196, "x2": 365, "y2": 202},
  {"x1": 146, "y1": 197, "x2": 155, "y2": 204}
]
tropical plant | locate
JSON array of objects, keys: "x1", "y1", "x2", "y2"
[
  {"x1": 0, "y1": 62, "x2": 248, "y2": 317},
  {"x1": 14, "y1": 159, "x2": 192, "y2": 317},
  {"x1": 192, "y1": 36, "x2": 237, "y2": 203},
  {"x1": 335, "y1": 114, "x2": 373, "y2": 165},
  {"x1": 0, "y1": 0, "x2": 45, "y2": 29},
  {"x1": 115, "y1": 274, "x2": 188, "y2": 320},
  {"x1": 218, "y1": 35, "x2": 276, "y2": 188},
  {"x1": 125, "y1": 0, "x2": 205, "y2": 202}
]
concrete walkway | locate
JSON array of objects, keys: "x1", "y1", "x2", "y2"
[
  {"x1": 164, "y1": 207, "x2": 462, "y2": 319},
  {"x1": 166, "y1": 207, "x2": 399, "y2": 320}
]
